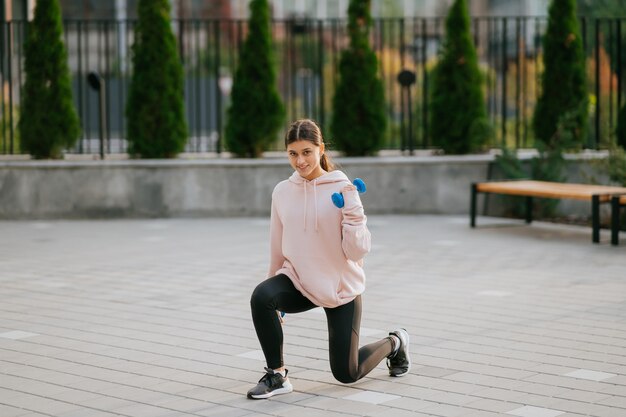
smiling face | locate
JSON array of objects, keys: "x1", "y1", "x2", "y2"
[{"x1": 287, "y1": 140, "x2": 325, "y2": 181}]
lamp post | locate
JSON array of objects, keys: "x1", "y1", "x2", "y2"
[
  {"x1": 87, "y1": 71, "x2": 107, "y2": 159},
  {"x1": 397, "y1": 69, "x2": 416, "y2": 155}
]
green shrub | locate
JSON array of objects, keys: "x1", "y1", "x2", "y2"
[
  {"x1": 126, "y1": 0, "x2": 187, "y2": 158},
  {"x1": 330, "y1": 0, "x2": 386, "y2": 156},
  {"x1": 429, "y1": 0, "x2": 491, "y2": 154},
  {"x1": 495, "y1": 147, "x2": 527, "y2": 180},
  {"x1": 605, "y1": 145, "x2": 626, "y2": 185},
  {"x1": 18, "y1": 0, "x2": 79, "y2": 159},
  {"x1": 495, "y1": 110, "x2": 578, "y2": 218},
  {"x1": 224, "y1": 0, "x2": 284, "y2": 157},
  {"x1": 533, "y1": 0, "x2": 588, "y2": 150}
]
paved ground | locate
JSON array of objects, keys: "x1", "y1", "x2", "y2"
[{"x1": 1, "y1": 215, "x2": 625, "y2": 417}]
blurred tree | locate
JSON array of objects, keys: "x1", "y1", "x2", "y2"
[
  {"x1": 429, "y1": 0, "x2": 491, "y2": 154},
  {"x1": 533, "y1": 0, "x2": 587, "y2": 150},
  {"x1": 331, "y1": 0, "x2": 386, "y2": 156},
  {"x1": 224, "y1": 0, "x2": 284, "y2": 157},
  {"x1": 18, "y1": 0, "x2": 80, "y2": 159},
  {"x1": 126, "y1": 0, "x2": 187, "y2": 158}
]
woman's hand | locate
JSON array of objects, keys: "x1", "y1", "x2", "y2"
[{"x1": 341, "y1": 184, "x2": 356, "y2": 193}]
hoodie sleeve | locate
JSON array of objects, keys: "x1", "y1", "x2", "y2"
[
  {"x1": 340, "y1": 189, "x2": 372, "y2": 262},
  {"x1": 268, "y1": 198, "x2": 285, "y2": 278}
]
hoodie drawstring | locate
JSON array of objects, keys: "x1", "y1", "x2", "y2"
[
  {"x1": 303, "y1": 181, "x2": 308, "y2": 231},
  {"x1": 313, "y1": 180, "x2": 319, "y2": 232},
  {"x1": 302, "y1": 180, "x2": 319, "y2": 232}
]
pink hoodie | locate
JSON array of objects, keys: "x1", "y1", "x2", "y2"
[{"x1": 268, "y1": 170, "x2": 371, "y2": 308}]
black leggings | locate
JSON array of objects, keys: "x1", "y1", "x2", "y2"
[{"x1": 250, "y1": 274, "x2": 394, "y2": 383}]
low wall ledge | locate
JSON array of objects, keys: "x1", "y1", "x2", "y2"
[{"x1": 0, "y1": 150, "x2": 608, "y2": 169}]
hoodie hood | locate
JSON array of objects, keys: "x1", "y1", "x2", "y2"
[{"x1": 288, "y1": 170, "x2": 350, "y2": 232}]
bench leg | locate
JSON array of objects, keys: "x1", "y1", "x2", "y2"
[
  {"x1": 525, "y1": 197, "x2": 533, "y2": 224},
  {"x1": 470, "y1": 183, "x2": 477, "y2": 228},
  {"x1": 592, "y1": 195, "x2": 600, "y2": 244},
  {"x1": 611, "y1": 196, "x2": 620, "y2": 246}
]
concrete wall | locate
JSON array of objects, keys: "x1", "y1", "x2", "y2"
[{"x1": 0, "y1": 154, "x2": 609, "y2": 219}]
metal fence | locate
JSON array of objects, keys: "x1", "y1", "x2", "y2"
[{"x1": 1, "y1": 16, "x2": 624, "y2": 156}]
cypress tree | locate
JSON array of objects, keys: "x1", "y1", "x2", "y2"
[
  {"x1": 18, "y1": 0, "x2": 79, "y2": 159},
  {"x1": 533, "y1": 0, "x2": 587, "y2": 150},
  {"x1": 330, "y1": 0, "x2": 386, "y2": 156},
  {"x1": 429, "y1": 0, "x2": 490, "y2": 154},
  {"x1": 126, "y1": 0, "x2": 187, "y2": 158},
  {"x1": 225, "y1": 0, "x2": 284, "y2": 158}
]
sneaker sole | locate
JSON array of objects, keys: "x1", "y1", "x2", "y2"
[
  {"x1": 390, "y1": 329, "x2": 411, "y2": 377},
  {"x1": 247, "y1": 381, "x2": 293, "y2": 399}
]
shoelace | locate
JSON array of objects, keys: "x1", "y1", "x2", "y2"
[{"x1": 258, "y1": 367, "x2": 282, "y2": 387}]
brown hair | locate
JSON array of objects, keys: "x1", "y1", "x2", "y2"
[{"x1": 284, "y1": 119, "x2": 335, "y2": 171}]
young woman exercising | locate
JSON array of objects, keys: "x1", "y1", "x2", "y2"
[{"x1": 247, "y1": 119, "x2": 410, "y2": 399}]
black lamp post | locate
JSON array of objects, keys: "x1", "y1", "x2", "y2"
[
  {"x1": 397, "y1": 69, "x2": 416, "y2": 155},
  {"x1": 87, "y1": 71, "x2": 107, "y2": 159}
]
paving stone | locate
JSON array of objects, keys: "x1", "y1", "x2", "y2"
[
  {"x1": 56, "y1": 409, "x2": 120, "y2": 417},
  {"x1": 0, "y1": 404, "x2": 34, "y2": 417},
  {"x1": 505, "y1": 405, "x2": 565, "y2": 417},
  {"x1": 465, "y1": 398, "x2": 519, "y2": 413},
  {"x1": 341, "y1": 390, "x2": 401, "y2": 404}
]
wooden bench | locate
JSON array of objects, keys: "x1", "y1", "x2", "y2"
[{"x1": 470, "y1": 180, "x2": 626, "y2": 246}]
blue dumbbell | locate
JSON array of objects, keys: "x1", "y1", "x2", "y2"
[{"x1": 332, "y1": 178, "x2": 367, "y2": 208}]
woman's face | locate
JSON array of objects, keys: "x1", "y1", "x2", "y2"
[{"x1": 287, "y1": 140, "x2": 325, "y2": 181}]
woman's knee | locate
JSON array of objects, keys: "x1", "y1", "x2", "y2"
[
  {"x1": 250, "y1": 281, "x2": 274, "y2": 309},
  {"x1": 331, "y1": 365, "x2": 357, "y2": 384}
]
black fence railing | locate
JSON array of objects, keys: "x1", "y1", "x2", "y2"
[{"x1": 1, "y1": 17, "x2": 624, "y2": 156}]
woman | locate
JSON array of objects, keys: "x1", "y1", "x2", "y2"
[{"x1": 248, "y1": 119, "x2": 410, "y2": 400}]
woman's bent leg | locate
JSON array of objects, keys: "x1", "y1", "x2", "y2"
[
  {"x1": 250, "y1": 274, "x2": 316, "y2": 369},
  {"x1": 325, "y1": 295, "x2": 395, "y2": 383}
]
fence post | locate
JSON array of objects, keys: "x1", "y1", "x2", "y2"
[
  {"x1": 1, "y1": 14, "x2": 5, "y2": 153},
  {"x1": 617, "y1": 19, "x2": 622, "y2": 113},
  {"x1": 515, "y1": 17, "x2": 521, "y2": 149},
  {"x1": 7, "y1": 21, "x2": 15, "y2": 154},
  {"x1": 595, "y1": 18, "x2": 601, "y2": 149},
  {"x1": 501, "y1": 18, "x2": 508, "y2": 147},
  {"x1": 317, "y1": 19, "x2": 324, "y2": 130},
  {"x1": 214, "y1": 20, "x2": 222, "y2": 155},
  {"x1": 421, "y1": 18, "x2": 428, "y2": 148}
]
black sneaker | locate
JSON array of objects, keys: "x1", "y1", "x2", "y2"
[
  {"x1": 247, "y1": 367, "x2": 293, "y2": 399},
  {"x1": 387, "y1": 328, "x2": 411, "y2": 377}
]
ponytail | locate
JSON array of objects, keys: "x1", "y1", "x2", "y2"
[{"x1": 320, "y1": 152, "x2": 335, "y2": 172}]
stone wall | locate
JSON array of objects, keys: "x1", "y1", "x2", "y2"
[{"x1": 0, "y1": 154, "x2": 609, "y2": 219}]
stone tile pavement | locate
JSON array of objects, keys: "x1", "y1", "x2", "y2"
[{"x1": 1, "y1": 215, "x2": 625, "y2": 417}]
